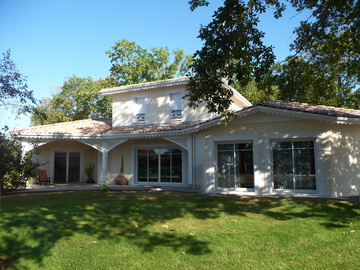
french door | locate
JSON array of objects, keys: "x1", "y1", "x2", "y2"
[{"x1": 54, "y1": 151, "x2": 81, "y2": 183}]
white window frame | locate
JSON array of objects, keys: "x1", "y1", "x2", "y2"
[
  {"x1": 208, "y1": 135, "x2": 260, "y2": 195},
  {"x1": 50, "y1": 148, "x2": 84, "y2": 183},
  {"x1": 132, "y1": 93, "x2": 148, "y2": 124},
  {"x1": 134, "y1": 146, "x2": 185, "y2": 185},
  {"x1": 166, "y1": 89, "x2": 184, "y2": 122},
  {"x1": 271, "y1": 139, "x2": 316, "y2": 191},
  {"x1": 263, "y1": 133, "x2": 325, "y2": 196}
]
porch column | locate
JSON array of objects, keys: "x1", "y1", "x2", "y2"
[
  {"x1": 101, "y1": 150, "x2": 108, "y2": 186},
  {"x1": 187, "y1": 137, "x2": 193, "y2": 189}
]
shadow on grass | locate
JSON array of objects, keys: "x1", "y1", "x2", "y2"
[{"x1": 0, "y1": 191, "x2": 359, "y2": 268}]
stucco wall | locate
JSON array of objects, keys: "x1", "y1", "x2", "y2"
[
  {"x1": 34, "y1": 140, "x2": 97, "y2": 183},
  {"x1": 195, "y1": 113, "x2": 360, "y2": 198},
  {"x1": 111, "y1": 85, "x2": 243, "y2": 127},
  {"x1": 106, "y1": 138, "x2": 189, "y2": 186},
  {"x1": 322, "y1": 125, "x2": 360, "y2": 197}
]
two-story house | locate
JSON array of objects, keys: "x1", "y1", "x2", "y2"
[{"x1": 13, "y1": 77, "x2": 360, "y2": 198}]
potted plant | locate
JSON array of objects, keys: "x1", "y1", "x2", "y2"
[{"x1": 85, "y1": 164, "x2": 95, "y2": 183}]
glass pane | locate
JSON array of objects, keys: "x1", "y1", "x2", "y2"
[
  {"x1": 274, "y1": 175, "x2": 293, "y2": 189},
  {"x1": 172, "y1": 152, "x2": 182, "y2": 183},
  {"x1": 135, "y1": 113, "x2": 145, "y2": 122},
  {"x1": 294, "y1": 149, "x2": 315, "y2": 175},
  {"x1": 294, "y1": 141, "x2": 314, "y2": 149},
  {"x1": 171, "y1": 110, "x2": 182, "y2": 119},
  {"x1": 148, "y1": 153, "x2": 158, "y2": 182},
  {"x1": 68, "y1": 152, "x2": 80, "y2": 182},
  {"x1": 160, "y1": 149, "x2": 171, "y2": 155},
  {"x1": 161, "y1": 150, "x2": 171, "y2": 182},
  {"x1": 295, "y1": 176, "x2": 316, "y2": 190},
  {"x1": 272, "y1": 149, "x2": 293, "y2": 175},
  {"x1": 54, "y1": 152, "x2": 66, "y2": 183},
  {"x1": 138, "y1": 154, "x2": 148, "y2": 182},
  {"x1": 235, "y1": 150, "x2": 254, "y2": 188},
  {"x1": 218, "y1": 144, "x2": 234, "y2": 151},
  {"x1": 172, "y1": 149, "x2": 182, "y2": 154},
  {"x1": 148, "y1": 149, "x2": 159, "y2": 155},
  {"x1": 235, "y1": 143, "x2": 253, "y2": 150},
  {"x1": 218, "y1": 151, "x2": 234, "y2": 188},
  {"x1": 138, "y1": 149, "x2": 148, "y2": 155},
  {"x1": 272, "y1": 142, "x2": 292, "y2": 149}
]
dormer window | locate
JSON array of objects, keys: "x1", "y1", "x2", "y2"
[
  {"x1": 169, "y1": 93, "x2": 182, "y2": 120},
  {"x1": 134, "y1": 96, "x2": 147, "y2": 123}
]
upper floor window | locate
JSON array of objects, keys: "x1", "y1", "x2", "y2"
[
  {"x1": 134, "y1": 97, "x2": 146, "y2": 123},
  {"x1": 169, "y1": 93, "x2": 182, "y2": 120}
]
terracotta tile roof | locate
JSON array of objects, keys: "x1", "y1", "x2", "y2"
[
  {"x1": 105, "y1": 122, "x2": 200, "y2": 134},
  {"x1": 12, "y1": 118, "x2": 203, "y2": 136},
  {"x1": 12, "y1": 118, "x2": 112, "y2": 135},
  {"x1": 255, "y1": 99, "x2": 360, "y2": 118}
]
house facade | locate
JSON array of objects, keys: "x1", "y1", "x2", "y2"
[{"x1": 13, "y1": 77, "x2": 360, "y2": 198}]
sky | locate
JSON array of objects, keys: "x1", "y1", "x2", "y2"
[{"x1": 1, "y1": 0, "x2": 309, "y2": 131}]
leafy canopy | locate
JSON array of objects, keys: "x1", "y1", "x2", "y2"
[
  {"x1": 31, "y1": 76, "x2": 117, "y2": 126},
  {"x1": 106, "y1": 39, "x2": 192, "y2": 85},
  {"x1": 186, "y1": 0, "x2": 360, "y2": 115},
  {"x1": 0, "y1": 49, "x2": 37, "y2": 127},
  {"x1": 0, "y1": 49, "x2": 39, "y2": 191}
]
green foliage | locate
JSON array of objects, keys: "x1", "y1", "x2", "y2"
[
  {"x1": 31, "y1": 76, "x2": 117, "y2": 125},
  {"x1": 187, "y1": 0, "x2": 360, "y2": 115},
  {"x1": 1, "y1": 49, "x2": 37, "y2": 129},
  {"x1": 0, "y1": 132, "x2": 39, "y2": 191},
  {"x1": 102, "y1": 178, "x2": 110, "y2": 192},
  {"x1": 231, "y1": 78, "x2": 279, "y2": 104},
  {"x1": 85, "y1": 164, "x2": 95, "y2": 180},
  {"x1": 273, "y1": 56, "x2": 359, "y2": 108},
  {"x1": 106, "y1": 39, "x2": 192, "y2": 85}
]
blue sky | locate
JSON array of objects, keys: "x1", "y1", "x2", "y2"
[{"x1": 1, "y1": 0, "x2": 308, "y2": 130}]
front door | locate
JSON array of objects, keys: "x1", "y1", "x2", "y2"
[{"x1": 54, "y1": 151, "x2": 81, "y2": 183}]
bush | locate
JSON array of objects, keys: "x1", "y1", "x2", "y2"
[{"x1": 0, "y1": 132, "x2": 39, "y2": 192}]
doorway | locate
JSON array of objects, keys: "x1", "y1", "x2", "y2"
[{"x1": 54, "y1": 151, "x2": 81, "y2": 183}]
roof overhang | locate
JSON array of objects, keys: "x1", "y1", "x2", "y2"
[{"x1": 101, "y1": 77, "x2": 190, "y2": 96}]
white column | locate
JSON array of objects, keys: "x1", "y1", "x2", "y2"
[
  {"x1": 101, "y1": 150, "x2": 108, "y2": 186},
  {"x1": 187, "y1": 137, "x2": 193, "y2": 189}
]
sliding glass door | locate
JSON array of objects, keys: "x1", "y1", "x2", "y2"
[{"x1": 54, "y1": 151, "x2": 81, "y2": 183}]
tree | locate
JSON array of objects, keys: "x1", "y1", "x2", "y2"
[
  {"x1": 0, "y1": 134, "x2": 39, "y2": 192},
  {"x1": 273, "y1": 56, "x2": 358, "y2": 108},
  {"x1": 186, "y1": 0, "x2": 360, "y2": 115},
  {"x1": 31, "y1": 76, "x2": 117, "y2": 125},
  {"x1": 231, "y1": 78, "x2": 278, "y2": 105},
  {"x1": 106, "y1": 39, "x2": 193, "y2": 85},
  {"x1": 0, "y1": 49, "x2": 38, "y2": 192},
  {"x1": 0, "y1": 49, "x2": 37, "y2": 127}
]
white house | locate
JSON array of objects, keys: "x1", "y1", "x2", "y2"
[{"x1": 13, "y1": 77, "x2": 360, "y2": 198}]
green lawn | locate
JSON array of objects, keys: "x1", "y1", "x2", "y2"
[{"x1": 0, "y1": 191, "x2": 359, "y2": 269}]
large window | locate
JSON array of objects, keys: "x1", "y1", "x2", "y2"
[
  {"x1": 272, "y1": 140, "x2": 316, "y2": 190},
  {"x1": 137, "y1": 148, "x2": 182, "y2": 183},
  {"x1": 217, "y1": 143, "x2": 254, "y2": 189}
]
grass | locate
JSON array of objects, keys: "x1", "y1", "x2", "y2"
[{"x1": 0, "y1": 191, "x2": 360, "y2": 269}]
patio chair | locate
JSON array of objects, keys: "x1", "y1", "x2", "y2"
[{"x1": 38, "y1": 170, "x2": 51, "y2": 185}]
